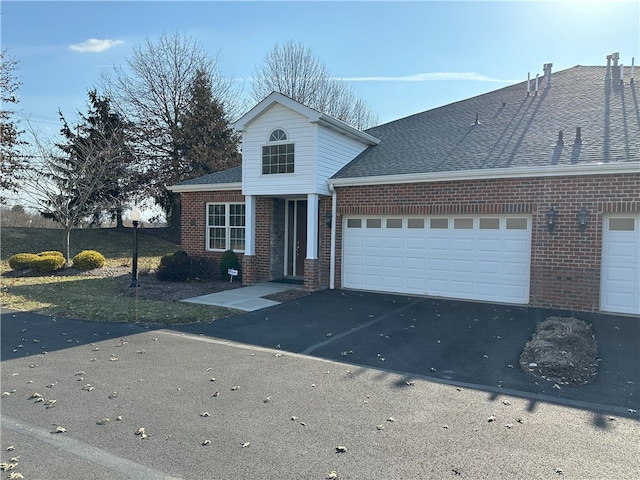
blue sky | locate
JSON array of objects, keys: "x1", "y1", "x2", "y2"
[{"x1": 2, "y1": 0, "x2": 639, "y2": 140}]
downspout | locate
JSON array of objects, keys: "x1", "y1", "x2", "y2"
[{"x1": 328, "y1": 182, "x2": 337, "y2": 290}]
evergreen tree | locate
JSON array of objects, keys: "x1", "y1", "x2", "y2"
[
  {"x1": 178, "y1": 69, "x2": 240, "y2": 177},
  {"x1": 0, "y1": 49, "x2": 26, "y2": 200}
]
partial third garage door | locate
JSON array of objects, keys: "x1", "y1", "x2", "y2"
[
  {"x1": 601, "y1": 215, "x2": 640, "y2": 315},
  {"x1": 343, "y1": 216, "x2": 531, "y2": 304}
]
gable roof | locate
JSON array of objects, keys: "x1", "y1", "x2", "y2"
[
  {"x1": 332, "y1": 65, "x2": 640, "y2": 183},
  {"x1": 233, "y1": 91, "x2": 380, "y2": 146}
]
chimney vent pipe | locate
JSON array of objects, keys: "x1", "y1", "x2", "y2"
[
  {"x1": 544, "y1": 63, "x2": 553, "y2": 86},
  {"x1": 556, "y1": 130, "x2": 564, "y2": 146},
  {"x1": 575, "y1": 127, "x2": 582, "y2": 144}
]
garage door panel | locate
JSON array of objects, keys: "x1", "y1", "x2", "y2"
[
  {"x1": 504, "y1": 238, "x2": 530, "y2": 254},
  {"x1": 451, "y1": 260, "x2": 473, "y2": 274},
  {"x1": 452, "y1": 238, "x2": 474, "y2": 253},
  {"x1": 428, "y1": 258, "x2": 449, "y2": 273},
  {"x1": 477, "y1": 282, "x2": 500, "y2": 298},
  {"x1": 451, "y1": 279, "x2": 474, "y2": 295},
  {"x1": 601, "y1": 215, "x2": 640, "y2": 314},
  {"x1": 428, "y1": 238, "x2": 450, "y2": 251},
  {"x1": 603, "y1": 266, "x2": 636, "y2": 282},
  {"x1": 477, "y1": 261, "x2": 500, "y2": 275},
  {"x1": 364, "y1": 236, "x2": 383, "y2": 248},
  {"x1": 385, "y1": 236, "x2": 404, "y2": 249},
  {"x1": 478, "y1": 239, "x2": 500, "y2": 254},
  {"x1": 343, "y1": 216, "x2": 531, "y2": 304},
  {"x1": 503, "y1": 261, "x2": 528, "y2": 276},
  {"x1": 364, "y1": 255, "x2": 383, "y2": 267}
]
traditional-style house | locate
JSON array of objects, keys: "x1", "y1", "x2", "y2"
[{"x1": 169, "y1": 54, "x2": 640, "y2": 315}]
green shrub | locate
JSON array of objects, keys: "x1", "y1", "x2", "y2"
[
  {"x1": 30, "y1": 254, "x2": 66, "y2": 273},
  {"x1": 37, "y1": 250, "x2": 65, "y2": 259},
  {"x1": 72, "y1": 250, "x2": 106, "y2": 270},
  {"x1": 156, "y1": 250, "x2": 191, "y2": 282},
  {"x1": 220, "y1": 249, "x2": 240, "y2": 280},
  {"x1": 189, "y1": 256, "x2": 212, "y2": 280},
  {"x1": 8, "y1": 253, "x2": 39, "y2": 270}
]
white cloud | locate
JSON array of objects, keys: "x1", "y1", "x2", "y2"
[
  {"x1": 338, "y1": 72, "x2": 517, "y2": 83},
  {"x1": 68, "y1": 38, "x2": 124, "y2": 53}
]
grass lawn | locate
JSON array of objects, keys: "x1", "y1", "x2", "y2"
[{"x1": 1, "y1": 227, "x2": 234, "y2": 324}]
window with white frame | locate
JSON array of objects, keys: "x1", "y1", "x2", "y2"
[
  {"x1": 206, "y1": 203, "x2": 246, "y2": 251},
  {"x1": 262, "y1": 128, "x2": 294, "y2": 174}
]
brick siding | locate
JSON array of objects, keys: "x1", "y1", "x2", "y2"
[
  {"x1": 180, "y1": 172, "x2": 639, "y2": 311},
  {"x1": 326, "y1": 173, "x2": 640, "y2": 312}
]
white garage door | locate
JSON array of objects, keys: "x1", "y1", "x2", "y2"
[
  {"x1": 343, "y1": 216, "x2": 531, "y2": 304},
  {"x1": 601, "y1": 215, "x2": 640, "y2": 315}
]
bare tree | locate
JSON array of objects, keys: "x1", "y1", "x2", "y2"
[
  {"x1": 252, "y1": 41, "x2": 378, "y2": 129},
  {"x1": 20, "y1": 120, "x2": 127, "y2": 265},
  {"x1": 101, "y1": 31, "x2": 242, "y2": 233},
  {"x1": 1, "y1": 49, "x2": 26, "y2": 200}
]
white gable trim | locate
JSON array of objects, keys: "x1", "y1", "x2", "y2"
[
  {"x1": 167, "y1": 182, "x2": 241, "y2": 193},
  {"x1": 328, "y1": 162, "x2": 640, "y2": 187},
  {"x1": 233, "y1": 92, "x2": 379, "y2": 146}
]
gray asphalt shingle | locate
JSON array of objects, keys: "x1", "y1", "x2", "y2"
[{"x1": 333, "y1": 65, "x2": 640, "y2": 179}]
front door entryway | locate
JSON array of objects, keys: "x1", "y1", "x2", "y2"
[{"x1": 286, "y1": 200, "x2": 307, "y2": 277}]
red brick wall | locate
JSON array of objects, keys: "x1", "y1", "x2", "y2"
[
  {"x1": 328, "y1": 173, "x2": 640, "y2": 312},
  {"x1": 180, "y1": 190, "x2": 246, "y2": 279}
]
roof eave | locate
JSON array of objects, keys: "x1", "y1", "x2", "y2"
[
  {"x1": 328, "y1": 162, "x2": 640, "y2": 187},
  {"x1": 166, "y1": 182, "x2": 242, "y2": 193}
]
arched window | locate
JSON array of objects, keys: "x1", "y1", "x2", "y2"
[
  {"x1": 269, "y1": 129, "x2": 288, "y2": 142},
  {"x1": 262, "y1": 129, "x2": 294, "y2": 174}
]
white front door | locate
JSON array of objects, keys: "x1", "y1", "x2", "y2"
[
  {"x1": 601, "y1": 215, "x2": 640, "y2": 315},
  {"x1": 343, "y1": 216, "x2": 531, "y2": 304}
]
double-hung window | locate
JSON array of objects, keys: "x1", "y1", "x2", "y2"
[
  {"x1": 262, "y1": 128, "x2": 294, "y2": 174},
  {"x1": 206, "y1": 203, "x2": 245, "y2": 251}
]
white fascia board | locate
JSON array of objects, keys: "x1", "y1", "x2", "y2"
[
  {"x1": 328, "y1": 162, "x2": 640, "y2": 187},
  {"x1": 316, "y1": 115, "x2": 380, "y2": 146},
  {"x1": 232, "y1": 92, "x2": 320, "y2": 132},
  {"x1": 166, "y1": 183, "x2": 242, "y2": 193},
  {"x1": 232, "y1": 92, "x2": 380, "y2": 146}
]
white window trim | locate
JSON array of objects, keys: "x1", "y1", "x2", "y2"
[{"x1": 206, "y1": 202, "x2": 246, "y2": 252}]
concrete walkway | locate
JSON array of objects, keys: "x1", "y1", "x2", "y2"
[{"x1": 181, "y1": 282, "x2": 301, "y2": 311}]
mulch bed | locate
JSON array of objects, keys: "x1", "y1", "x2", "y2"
[
  {"x1": 519, "y1": 316, "x2": 599, "y2": 385},
  {"x1": 3, "y1": 265, "x2": 308, "y2": 304}
]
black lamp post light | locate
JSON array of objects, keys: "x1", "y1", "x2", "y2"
[{"x1": 130, "y1": 208, "x2": 142, "y2": 288}]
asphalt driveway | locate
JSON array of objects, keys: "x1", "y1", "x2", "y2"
[
  {"x1": 171, "y1": 289, "x2": 640, "y2": 413},
  {"x1": 1, "y1": 291, "x2": 639, "y2": 479}
]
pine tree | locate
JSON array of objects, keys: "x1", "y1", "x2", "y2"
[{"x1": 178, "y1": 69, "x2": 241, "y2": 178}]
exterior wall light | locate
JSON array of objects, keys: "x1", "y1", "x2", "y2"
[
  {"x1": 546, "y1": 206, "x2": 557, "y2": 233},
  {"x1": 578, "y1": 206, "x2": 589, "y2": 233},
  {"x1": 325, "y1": 211, "x2": 332, "y2": 228}
]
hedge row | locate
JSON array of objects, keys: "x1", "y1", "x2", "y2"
[{"x1": 8, "y1": 249, "x2": 106, "y2": 273}]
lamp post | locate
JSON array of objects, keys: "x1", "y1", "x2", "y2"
[{"x1": 130, "y1": 208, "x2": 141, "y2": 288}]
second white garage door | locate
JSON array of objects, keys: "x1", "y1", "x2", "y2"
[{"x1": 343, "y1": 216, "x2": 531, "y2": 304}]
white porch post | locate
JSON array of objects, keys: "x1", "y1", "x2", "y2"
[
  {"x1": 306, "y1": 193, "x2": 319, "y2": 259},
  {"x1": 244, "y1": 195, "x2": 256, "y2": 256}
]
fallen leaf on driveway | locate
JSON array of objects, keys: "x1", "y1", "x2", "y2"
[
  {"x1": 326, "y1": 471, "x2": 338, "y2": 479},
  {"x1": 335, "y1": 446, "x2": 347, "y2": 453},
  {"x1": 53, "y1": 426, "x2": 66, "y2": 433},
  {"x1": 241, "y1": 442, "x2": 250, "y2": 448}
]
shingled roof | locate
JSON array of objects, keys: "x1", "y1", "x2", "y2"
[
  {"x1": 174, "y1": 166, "x2": 242, "y2": 186},
  {"x1": 332, "y1": 65, "x2": 640, "y2": 180}
]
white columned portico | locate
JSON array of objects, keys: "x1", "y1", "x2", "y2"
[
  {"x1": 306, "y1": 193, "x2": 319, "y2": 259},
  {"x1": 244, "y1": 194, "x2": 256, "y2": 256}
]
